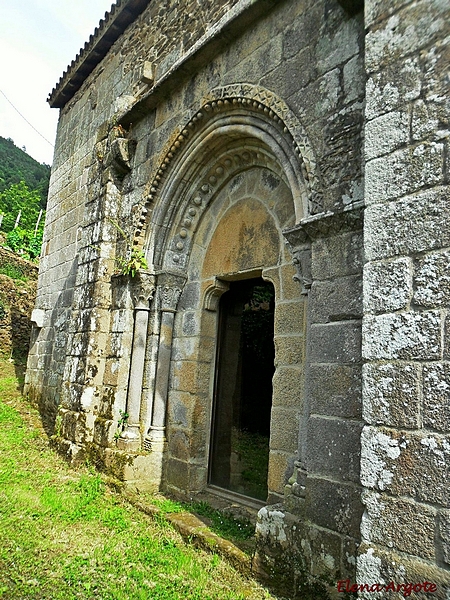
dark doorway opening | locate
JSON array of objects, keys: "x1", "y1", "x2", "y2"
[{"x1": 209, "y1": 278, "x2": 275, "y2": 501}]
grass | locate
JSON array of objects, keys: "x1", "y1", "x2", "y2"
[
  {"x1": 0, "y1": 262, "x2": 27, "y2": 280},
  {"x1": 0, "y1": 358, "x2": 277, "y2": 600}
]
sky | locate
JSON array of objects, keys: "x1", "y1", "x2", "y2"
[{"x1": 0, "y1": 1, "x2": 115, "y2": 166}]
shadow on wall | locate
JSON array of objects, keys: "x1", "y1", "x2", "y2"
[{"x1": 27, "y1": 258, "x2": 78, "y2": 436}]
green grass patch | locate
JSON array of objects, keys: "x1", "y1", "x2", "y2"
[
  {"x1": 0, "y1": 359, "x2": 276, "y2": 600},
  {"x1": 0, "y1": 262, "x2": 26, "y2": 280}
]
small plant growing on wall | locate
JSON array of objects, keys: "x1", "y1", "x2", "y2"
[
  {"x1": 114, "y1": 410, "x2": 129, "y2": 441},
  {"x1": 109, "y1": 219, "x2": 147, "y2": 277}
]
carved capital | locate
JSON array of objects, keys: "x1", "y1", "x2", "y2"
[
  {"x1": 130, "y1": 271, "x2": 156, "y2": 309},
  {"x1": 156, "y1": 271, "x2": 186, "y2": 312}
]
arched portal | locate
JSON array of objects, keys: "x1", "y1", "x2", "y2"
[{"x1": 140, "y1": 91, "x2": 312, "y2": 503}]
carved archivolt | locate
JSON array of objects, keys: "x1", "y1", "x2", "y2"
[{"x1": 132, "y1": 84, "x2": 322, "y2": 251}]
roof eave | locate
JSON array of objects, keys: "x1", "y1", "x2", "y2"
[{"x1": 48, "y1": 0, "x2": 150, "y2": 109}]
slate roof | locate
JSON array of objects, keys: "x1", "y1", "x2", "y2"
[{"x1": 48, "y1": 0, "x2": 150, "y2": 109}]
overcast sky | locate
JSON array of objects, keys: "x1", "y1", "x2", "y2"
[{"x1": 0, "y1": 1, "x2": 115, "y2": 166}]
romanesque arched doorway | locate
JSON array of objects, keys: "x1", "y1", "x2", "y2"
[{"x1": 137, "y1": 87, "x2": 315, "y2": 503}]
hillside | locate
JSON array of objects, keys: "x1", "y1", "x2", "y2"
[{"x1": 0, "y1": 136, "x2": 50, "y2": 209}]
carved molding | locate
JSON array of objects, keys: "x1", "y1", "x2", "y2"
[
  {"x1": 204, "y1": 278, "x2": 230, "y2": 311},
  {"x1": 131, "y1": 84, "x2": 323, "y2": 248},
  {"x1": 292, "y1": 243, "x2": 312, "y2": 296},
  {"x1": 283, "y1": 201, "x2": 364, "y2": 244}
]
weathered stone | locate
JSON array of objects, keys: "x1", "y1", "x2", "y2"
[
  {"x1": 365, "y1": 2, "x2": 450, "y2": 73},
  {"x1": 365, "y1": 187, "x2": 450, "y2": 261},
  {"x1": 365, "y1": 110, "x2": 409, "y2": 160},
  {"x1": 363, "y1": 257, "x2": 412, "y2": 314},
  {"x1": 365, "y1": 142, "x2": 444, "y2": 205},
  {"x1": 310, "y1": 321, "x2": 362, "y2": 364},
  {"x1": 423, "y1": 364, "x2": 450, "y2": 432},
  {"x1": 306, "y1": 417, "x2": 363, "y2": 483},
  {"x1": 311, "y1": 231, "x2": 363, "y2": 280},
  {"x1": 361, "y1": 427, "x2": 450, "y2": 506},
  {"x1": 362, "y1": 363, "x2": 420, "y2": 428},
  {"x1": 363, "y1": 311, "x2": 442, "y2": 361},
  {"x1": 306, "y1": 477, "x2": 363, "y2": 539},
  {"x1": 365, "y1": 56, "x2": 422, "y2": 120},
  {"x1": 309, "y1": 275, "x2": 362, "y2": 323},
  {"x1": 361, "y1": 490, "x2": 436, "y2": 560},
  {"x1": 414, "y1": 250, "x2": 450, "y2": 308},
  {"x1": 309, "y1": 363, "x2": 362, "y2": 418}
]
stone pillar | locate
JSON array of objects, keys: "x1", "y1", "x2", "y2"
[
  {"x1": 117, "y1": 271, "x2": 155, "y2": 451},
  {"x1": 146, "y1": 271, "x2": 185, "y2": 448}
]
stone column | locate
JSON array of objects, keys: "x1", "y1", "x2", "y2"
[
  {"x1": 283, "y1": 226, "x2": 312, "y2": 497},
  {"x1": 146, "y1": 271, "x2": 185, "y2": 448},
  {"x1": 117, "y1": 271, "x2": 155, "y2": 451}
]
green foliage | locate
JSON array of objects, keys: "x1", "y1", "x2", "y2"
[
  {"x1": 188, "y1": 501, "x2": 255, "y2": 541},
  {"x1": 0, "y1": 180, "x2": 44, "y2": 233},
  {"x1": 0, "y1": 136, "x2": 50, "y2": 207},
  {"x1": 0, "y1": 260, "x2": 26, "y2": 280},
  {"x1": 109, "y1": 219, "x2": 148, "y2": 277},
  {"x1": 5, "y1": 227, "x2": 42, "y2": 260},
  {"x1": 114, "y1": 410, "x2": 129, "y2": 440}
]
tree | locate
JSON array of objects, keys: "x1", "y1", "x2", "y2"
[{"x1": 0, "y1": 180, "x2": 44, "y2": 233}]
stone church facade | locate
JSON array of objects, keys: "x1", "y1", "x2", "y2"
[{"x1": 26, "y1": 0, "x2": 449, "y2": 596}]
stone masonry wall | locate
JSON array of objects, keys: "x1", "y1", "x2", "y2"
[
  {"x1": 27, "y1": 0, "x2": 368, "y2": 595},
  {"x1": 359, "y1": 0, "x2": 450, "y2": 596}
]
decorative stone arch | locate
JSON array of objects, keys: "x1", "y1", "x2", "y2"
[
  {"x1": 136, "y1": 85, "x2": 318, "y2": 501},
  {"x1": 132, "y1": 83, "x2": 323, "y2": 253}
]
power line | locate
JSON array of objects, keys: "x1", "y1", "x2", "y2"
[{"x1": 0, "y1": 89, "x2": 54, "y2": 148}]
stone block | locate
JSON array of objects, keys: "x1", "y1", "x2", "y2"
[
  {"x1": 261, "y1": 47, "x2": 316, "y2": 100},
  {"x1": 306, "y1": 417, "x2": 363, "y2": 483},
  {"x1": 361, "y1": 427, "x2": 450, "y2": 506},
  {"x1": 168, "y1": 428, "x2": 190, "y2": 460},
  {"x1": 271, "y1": 366, "x2": 303, "y2": 408},
  {"x1": 279, "y1": 263, "x2": 303, "y2": 301},
  {"x1": 411, "y1": 98, "x2": 448, "y2": 141},
  {"x1": 362, "y1": 310, "x2": 441, "y2": 361},
  {"x1": 343, "y1": 54, "x2": 365, "y2": 105},
  {"x1": 357, "y1": 543, "x2": 450, "y2": 600},
  {"x1": 361, "y1": 490, "x2": 436, "y2": 560},
  {"x1": 414, "y1": 250, "x2": 450, "y2": 308},
  {"x1": 365, "y1": 187, "x2": 450, "y2": 261},
  {"x1": 273, "y1": 338, "x2": 304, "y2": 368},
  {"x1": 363, "y1": 257, "x2": 412, "y2": 314},
  {"x1": 423, "y1": 364, "x2": 450, "y2": 432},
  {"x1": 365, "y1": 143, "x2": 444, "y2": 205},
  {"x1": 309, "y1": 363, "x2": 362, "y2": 418},
  {"x1": 365, "y1": 2, "x2": 450, "y2": 73},
  {"x1": 309, "y1": 321, "x2": 362, "y2": 364},
  {"x1": 439, "y1": 510, "x2": 450, "y2": 565},
  {"x1": 274, "y1": 301, "x2": 306, "y2": 335},
  {"x1": 282, "y1": 2, "x2": 321, "y2": 60},
  {"x1": 309, "y1": 275, "x2": 362, "y2": 323},
  {"x1": 365, "y1": 56, "x2": 421, "y2": 120},
  {"x1": 312, "y1": 231, "x2": 363, "y2": 280},
  {"x1": 268, "y1": 451, "x2": 293, "y2": 495},
  {"x1": 306, "y1": 477, "x2": 363, "y2": 538},
  {"x1": 269, "y1": 408, "x2": 299, "y2": 453},
  {"x1": 316, "y1": 15, "x2": 361, "y2": 75},
  {"x1": 364, "y1": 110, "x2": 409, "y2": 161},
  {"x1": 362, "y1": 362, "x2": 420, "y2": 428}
]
